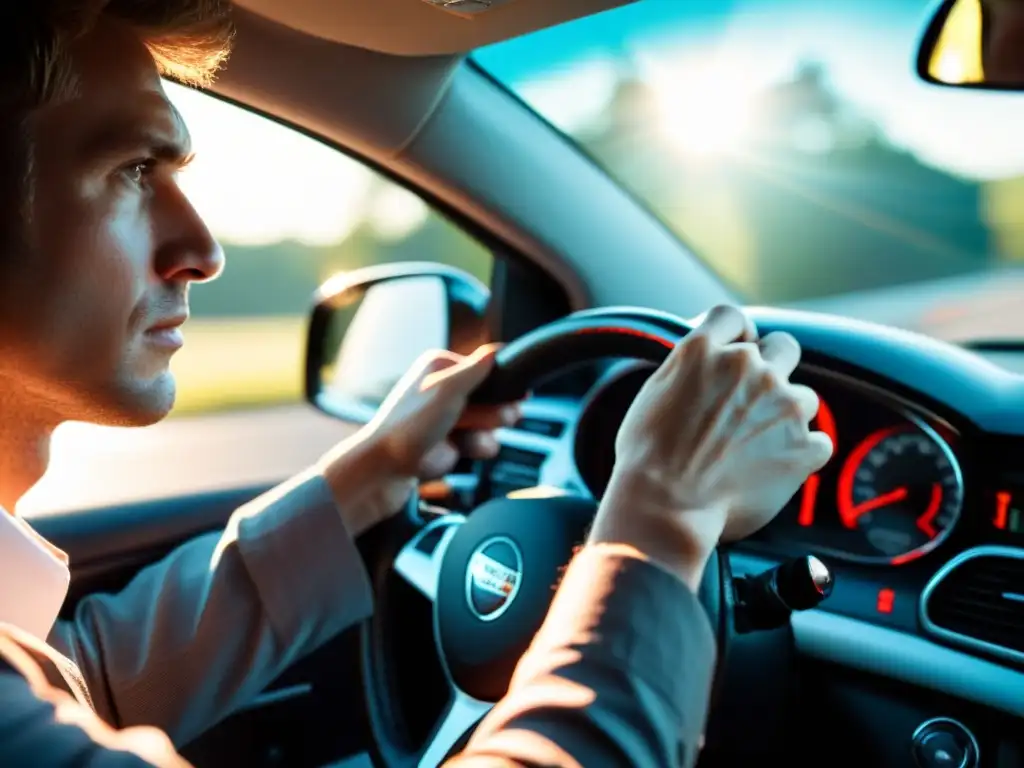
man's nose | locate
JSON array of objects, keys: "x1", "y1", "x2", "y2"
[{"x1": 153, "y1": 184, "x2": 225, "y2": 284}]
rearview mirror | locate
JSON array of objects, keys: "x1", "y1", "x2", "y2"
[
  {"x1": 305, "y1": 262, "x2": 490, "y2": 423},
  {"x1": 916, "y1": 0, "x2": 1024, "y2": 89}
]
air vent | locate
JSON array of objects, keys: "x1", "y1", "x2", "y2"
[
  {"x1": 921, "y1": 547, "x2": 1024, "y2": 662},
  {"x1": 487, "y1": 446, "x2": 547, "y2": 499},
  {"x1": 513, "y1": 417, "x2": 565, "y2": 438}
]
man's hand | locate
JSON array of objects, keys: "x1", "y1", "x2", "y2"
[
  {"x1": 320, "y1": 344, "x2": 520, "y2": 534},
  {"x1": 365, "y1": 344, "x2": 521, "y2": 479},
  {"x1": 589, "y1": 305, "x2": 833, "y2": 590}
]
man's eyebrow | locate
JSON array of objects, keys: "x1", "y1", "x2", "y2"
[{"x1": 79, "y1": 115, "x2": 193, "y2": 165}]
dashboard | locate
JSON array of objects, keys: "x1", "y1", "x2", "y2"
[
  {"x1": 470, "y1": 335, "x2": 1024, "y2": 763},
  {"x1": 574, "y1": 364, "x2": 999, "y2": 568},
  {"x1": 559, "y1": 360, "x2": 1024, "y2": 648}
]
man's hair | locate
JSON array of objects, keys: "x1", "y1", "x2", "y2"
[{"x1": 0, "y1": 1, "x2": 234, "y2": 235}]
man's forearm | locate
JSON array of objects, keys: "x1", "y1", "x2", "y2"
[
  {"x1": 317, "y1": 431, "x2": 417, "y2": 536},
  {"x1": 48, "y1": 470, "x2": 377, "y2": 746},
  {"x1": 448, "y1": 545, "x2": 717, "y2": 768}
]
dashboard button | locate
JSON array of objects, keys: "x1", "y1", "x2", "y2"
[
  {"x1": 912, "y1": 718, "x2": 979, "y2": 768},
  {"x1": 916, "y1": 732, "x2": 966, "y2": 768}
]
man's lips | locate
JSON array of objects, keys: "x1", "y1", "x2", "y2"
[
  {"x1": 147, "y1": 314, "x2": 188, "y2": 333},
  {"x1": 145, "y1": 314, "x2": 188, "y2": 348}
]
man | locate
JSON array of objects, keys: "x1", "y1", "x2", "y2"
[{"x1": 0, "y1": 2, "x2": 833, "y2": 766}]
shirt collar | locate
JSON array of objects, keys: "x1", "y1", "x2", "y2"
[{"x1": 0, "y1": 510, "x2": 70, "y2": 640}]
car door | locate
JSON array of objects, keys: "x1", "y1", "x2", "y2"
[{"x1": 19, "y1": 81, "x2": 498, "y2": 768}]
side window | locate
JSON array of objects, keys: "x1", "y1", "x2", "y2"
[{"x1": 165, "y1": 83, "x2": 493, "y2": 416}]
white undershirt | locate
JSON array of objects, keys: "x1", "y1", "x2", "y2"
[{"x1": 0, "y1": 509, "x2": 70, "y2": 640}]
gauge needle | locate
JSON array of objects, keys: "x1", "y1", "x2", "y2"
[
  {"x1": 916, "y1": 483, "x2": 943, "y2": 538},
  {"x1": 842, "y1": 486, "x2": 908, "y2": 528}
]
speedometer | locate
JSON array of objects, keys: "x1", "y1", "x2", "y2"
[{"x1": 836, "y1": 423, "x2": 963, "y2": 564}]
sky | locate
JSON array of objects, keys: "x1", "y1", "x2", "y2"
[
  {"x1": 168, "y1": 0, "x2": 1024, "y2": 248},
  {"x1": 477, "y1": 0, "x2": 1024, "y2": 180},
  {"x1": 166, "y1": 82, "x2": 430, "y2": 247}
]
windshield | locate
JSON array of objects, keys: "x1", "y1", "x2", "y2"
[{"x1": 475, "y1": 0, "x2": 1024, "y2": 343}]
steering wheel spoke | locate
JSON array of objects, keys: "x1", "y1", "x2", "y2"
[
  {"x1": 393, "y1": 514, "x2": 465, "y2": 601},
  {"x1": 419, "y1": 688, "x2": 493, "y2": 767}
]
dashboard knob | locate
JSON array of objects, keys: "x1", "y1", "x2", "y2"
[
  {"x1": 734, "y1": 555, "x2": 834, "y2": 633},
  {"x1": 911, "y1": 718, "x2": 979, "y2": 768}
]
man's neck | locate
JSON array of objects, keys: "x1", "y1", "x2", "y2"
[{"x1": 0, "y1": 410, "x2": 54, "y2": 513}]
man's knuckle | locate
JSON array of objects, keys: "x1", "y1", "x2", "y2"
[
  {"x1": 706, "y1": 303, "x2": 730, "y2": 319},
  {"x1": 756, "y1": 368, "x2": 782, "y2": 394},
  {"x1": 710, "y1": 303, "x2": 741, "y2": 321},
  {"x1": 783, "y1": 397, "x2": 804, "y2": 421},
  {"x1": 683, "y1": 331, "x2": 710, "y2": 355},
  {"x1": 722, "y1": 343, "x2": 759, "y2": 373},
  {"x1": 769, "y1": 330, "x2": 800, "y2": 351}
]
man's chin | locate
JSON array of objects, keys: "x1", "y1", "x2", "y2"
[{"x1": 85, "y1": 374, "x2": 177, "y2": 428}]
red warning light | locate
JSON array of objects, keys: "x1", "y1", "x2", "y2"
[
  {"x1": 876, "y1": 588, "x2": 895, "y2": 615},
  {"x1": 995, "y1": 491, "x2": 1011, "y2": 531},
  {"x1": 798, "y1": 474, "x2": 821, "y2": 527}
]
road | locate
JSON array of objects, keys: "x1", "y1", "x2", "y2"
[{"x1": 19, "y1": 268, "x2": 1024, "y2": 516}]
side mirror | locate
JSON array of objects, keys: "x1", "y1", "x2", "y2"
[
  {"x1": 305, "y1": 262, "x2": 490, "y2": 423},
  {"x1": 916, "y1": 0, "x2": 1024, "y2": 90}
]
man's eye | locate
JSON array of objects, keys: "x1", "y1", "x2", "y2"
[{"x1": 120, "y1": 159, "x2": 155, "y2": 185}]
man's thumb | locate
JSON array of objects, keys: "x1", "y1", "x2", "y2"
[{"x1": 441, "y1": 343, "x2": 501, "y2": 393}]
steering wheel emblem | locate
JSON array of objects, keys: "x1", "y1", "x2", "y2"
[{"x1": 465, "y1": 536, "x2": 523, "y2": 621}]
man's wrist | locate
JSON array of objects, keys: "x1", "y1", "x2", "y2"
[
  {"x1": 318, "y1": 433, "x2": 417, "y2": 536},
  {"x1": 590, "y1": 470, "x2": 724, "y2": 591}
]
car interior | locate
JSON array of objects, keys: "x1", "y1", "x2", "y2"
[{"x1": 22, "y1": 0, "x2": 1024, "y2": 766}]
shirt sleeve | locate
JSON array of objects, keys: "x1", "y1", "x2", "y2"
[
  {"x1": 446, "y1": 545, "x2": 717, "y2": 768},
  {"x1": 47, "y1": 470, "x2": 375, "y2": 747}
]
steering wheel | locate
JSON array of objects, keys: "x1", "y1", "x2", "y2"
[{"x1": 357, "y1": 307, "x2": 736, "y2": 768}]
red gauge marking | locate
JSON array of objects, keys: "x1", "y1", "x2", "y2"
[
  {"x1": 876, "y1": 588, "x2": 896, "y2": 614},
  {"x1": 995, "y1": 491, "x2": 1011, "y2": 530},
  {"x1": 889, "y1": 551, "x2": 918, "y2": 566},
  {"x1": 796, "y1": 397, "x2": 838, "y2": 527},
  {"x1": 916, "y1": 483, "x2": 943, "y2": 538},
  {"x1": 815, "y1": 397, "x2": 838, "y2": 448},
  {"x1": 836, "y1": 425, "x2": 900, "y2": 529},
  {"x1": 889, "y1": 484, "x2": 948, "y2": 566},
  {"x1": 798, "y1": 474, "x2": 821, "y2": 526}
]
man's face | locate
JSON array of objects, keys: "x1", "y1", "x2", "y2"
[{"x1": 0, "y1": 18, "x2": 223, "y2": 427}]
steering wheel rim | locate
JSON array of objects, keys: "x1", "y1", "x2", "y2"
[{"x1": 358, "y1": 308, "x2": 734, "y2": 768}]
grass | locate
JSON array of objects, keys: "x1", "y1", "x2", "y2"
[{"x1": 169, "y1": 316, "x2": 307, "y2": 416}]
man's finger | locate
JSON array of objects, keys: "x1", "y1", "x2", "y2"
[
  {"x1": 759, "y1": 332, "x2": 801, "y2": 377},
  {"x1": 805, "y1": 430, "x2": 834, "y2": 473},
  {"x1": 416, "y1": 349, "x2": 462, "y2": 380},
  {"x1": 437, "y1": 343, "x2": 502, "y2": 393},
  {"x1": 691, "y1": 305, "x2": 757, "y2": 347},
  {"x1": 451, "y1": 430, "x2": 501, "y2": 460},
  {"x1": 789, "y1": 383, "x2": 820, "y2": 423},
  {"x1": 457, "y1": 403, "x2": 522, "y2": 430}
]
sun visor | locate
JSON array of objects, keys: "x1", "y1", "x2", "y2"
[{"x1": 235, "y1": 0, "x2": 640, "y2": 56}]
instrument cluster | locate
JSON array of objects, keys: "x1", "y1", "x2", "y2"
[
  {"x1": 753, "y1": 368, "x2": 963, "y2": 566},
  {"x1": 573, "y1": 364, "x2": 967, "y2": 567}
]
